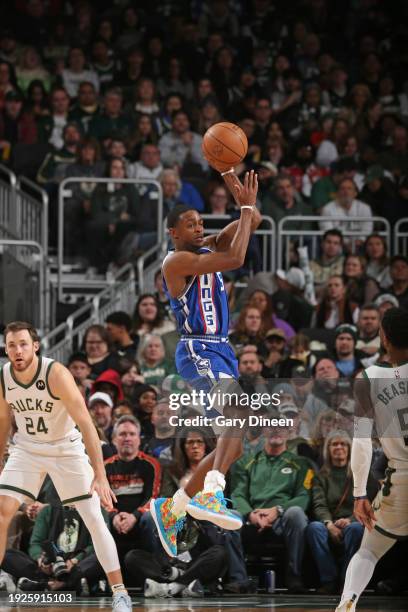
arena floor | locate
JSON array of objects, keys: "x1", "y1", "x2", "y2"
[{"x1": 3, "y1": 594, "x2": 408, "y2": 612}]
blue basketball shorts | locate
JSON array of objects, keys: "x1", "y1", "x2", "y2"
[{"x1": 175, "y1": 335, "x2": 239, "y2": 418}]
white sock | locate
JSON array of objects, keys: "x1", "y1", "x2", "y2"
[
  {"x1": 171, "y1": 488, "x2": 190, "y2": 516},
  {"x1": 339, "y1": 549, "x2": 378, "y2": 606},
  {"x1": 111, "y1": 583, "x2": 127, "y2": 594},
  {"x1": 167, "y1": 567, "x2": 179, "y2": 581},
  {"x1": 203, "y1": 469, "x2": 225, "y2": 493}
]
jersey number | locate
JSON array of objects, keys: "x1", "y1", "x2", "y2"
[
  {"x1": 396, "y1": 407, "x2": 408, "y2": 446},
  {"x1": 25, "y1": 416, "x2": 49, "y2": 436}
]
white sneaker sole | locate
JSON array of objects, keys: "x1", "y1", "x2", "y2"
[
  {"x1": 186, "y1": 503, "x2": 243, "y2": 530},
  {"x1": 150, "y1": 499, "x2": 177, "y2": 558}
]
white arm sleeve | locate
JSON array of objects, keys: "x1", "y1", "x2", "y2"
[{"x1": 351, "y1": 416, "x2": 374, "y2": 497}]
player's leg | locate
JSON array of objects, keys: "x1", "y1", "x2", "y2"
[
  {"x1": 0, "y1": 496, "x2": 21, "y2": 564},
  {"x1": 151, "y1": 404, "x2": 247, "y2": 556},
  {"x1": 151, "y1": 344, "x2": 245, "y2": 555},
  {"x1": 50, "y1": 450, "x2": 132, "y2": 612},
  {"x1": 0, "y1": 448, "x2": 46, "y2": 563},
  {"x1": 336, "y1": 528, "x2": 394, "y2": 612}
]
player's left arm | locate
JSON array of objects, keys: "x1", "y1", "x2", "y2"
[
  {"x1": 351, "y1": 373, "x2": 376, "y2": 530},
  {"x1": 48, "y1": 362, "x2": 117, "y2": 510},
  {"x1": 203, "y1": 171, "x2": 262, "y2": 251}
]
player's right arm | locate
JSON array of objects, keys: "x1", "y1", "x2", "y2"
[
  {"x1": 0, "y1": 386, "x2": 11, "y2": 465},
  {"x1": 165, "y1": 170, "x2": 258, "y2": 277},
  {"x1": 351, "y1": 373, "x2": 376, "y2": 530}
]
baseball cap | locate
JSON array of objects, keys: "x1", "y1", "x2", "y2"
[
  {"x1": 276, "y1": 267, "x2": 306, "y2": 290},
  {"x1": 88, "y1": 392, "x2": 113, "y2": 408},
  {"x1": 365, "y1": 165, "x2": 384, "y2": 183},
  {"x1": 374, "y1": 293, "x2": 399, "y2": 308},
  {"x1": 335, "y1": 324, "x2": 357, "y2": 341},
  {"x1": 278, "y1": 402, "x2": 299, "y2": 417},
  {"x1": 265, "y1": 327, "x2": 286, "y2": 340}
]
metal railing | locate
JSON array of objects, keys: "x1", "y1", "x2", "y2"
[
  {"x1": 0, "y1": 164, "x2": 17, "y2": 236},
  {"x1": 394, "y1": 218, "x2": 408, "y2": 256},
  {"x1": 0, "y1": 239, "x2": 45, "y2": 330},
  {"x1": 57, "y1": 177, "x2": 163, "y2": 302},
  {"x1": 0, "y1": 165, "x2": 48, "y2": 251},
  {"x1": 42, "y1": 263, "x2": 135, "y2": 363},
  {"x1": 277, "y1": 216, "x2": 391, "y2": 269},
  {"x1": 16, "y1": 176, "x2": 49, "y2": 254}
]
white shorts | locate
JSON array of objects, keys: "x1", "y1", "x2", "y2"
[
  {"x1": 373, "y1": 468, "x2": 408, "y2": 539},
  {"x1": 0, "y1": 435, "x2": 94, "y2": 505}
]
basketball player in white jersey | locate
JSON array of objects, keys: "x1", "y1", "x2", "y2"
[
  {"x1": 0, "y1": 322, "x2": 132, "y2": 612},
  {"x1": 336, "y1": 307, "x2": 408, "y2": 612}
]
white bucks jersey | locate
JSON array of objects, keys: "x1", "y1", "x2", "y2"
[
  {"x1": 1, "y1": 356, "x2": 78, "y2": 444},
  {"x1": 365, "y1": 363, "x2": 408, "y2": 468}
]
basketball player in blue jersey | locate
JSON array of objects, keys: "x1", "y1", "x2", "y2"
[{"x1": 150, "y1": 169, "x2": 261, "y2": 556}]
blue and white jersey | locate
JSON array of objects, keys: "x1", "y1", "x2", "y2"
[{"x1": 162, "y1": 248, "x2": 229, "y2": 337}]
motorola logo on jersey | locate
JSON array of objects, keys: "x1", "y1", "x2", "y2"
[{"x1": 36, "y1": 380, "x2": 46, "y2": 391}]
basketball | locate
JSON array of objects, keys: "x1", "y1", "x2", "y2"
[{"x1": 202, "y1": 122, "x2": 248, "y2": 172}]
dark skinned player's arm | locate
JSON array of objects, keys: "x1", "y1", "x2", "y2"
[
  {"x1": 164, "y1": 171, "x2": 259, "y2": 277},
  {"x1": 203, "y1": 172, "x2": 262, "y2": 252}
]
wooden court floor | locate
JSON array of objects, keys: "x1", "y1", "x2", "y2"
[{"x1": 2, "y1": 594, "x2": 408, "y2": 612}]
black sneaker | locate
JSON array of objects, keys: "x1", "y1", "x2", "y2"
[
  {"x1": 317, "y1": 581, "x2": 338, "y2": 595},
  {"x1": 17, "y1": 577, "x2": 47, "y2": 592},
  {"x1": 286, "y1": 572, "x2": 305, "y2": 594}
]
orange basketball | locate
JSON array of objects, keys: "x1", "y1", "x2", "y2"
[{"x1": 202, "y1": 122, "x2": 248, "y2": 172}]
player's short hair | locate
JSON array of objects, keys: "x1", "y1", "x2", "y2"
[
  {"x1": 105, "y1": 311, "x2": 132, "y2": 332},
  {"x1": 167, "y1": 204, "x2": 196, "y2": 228},
  {"x1": 112, "y1": 415, "x2": 141, "y2": 437},
  {"x1": 4, "y1": 321, "x2": 40, "y2": 344},
  {"x1": 381, "y1": 307, "x2": 408, "y2": 348}
]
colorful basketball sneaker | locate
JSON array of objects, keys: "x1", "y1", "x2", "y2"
[
  {"x1": 186, "y1": 490, "x2": 243, "y2": 530},
  {"x1": 150, "y1": 497, "x2": 186, "y2": 557}
]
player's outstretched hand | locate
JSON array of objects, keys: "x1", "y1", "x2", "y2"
[
  {"x1": 91, "y1": 475, "x2": 117, "y2": 510},
  {"x1": 354, "y1": 498, "x2": 376, "y2": 531},
  {"x1": 222, "y1": 169, "x2": 258, "y2": 207}
]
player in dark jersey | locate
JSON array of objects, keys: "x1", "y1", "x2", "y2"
[{"x1": 150, "y1": 170, "x2": 261, "y2": 556}]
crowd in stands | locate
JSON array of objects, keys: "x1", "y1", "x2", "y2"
[{"x1": 1, "y1": 0, "x2": 408, "y2": 601}]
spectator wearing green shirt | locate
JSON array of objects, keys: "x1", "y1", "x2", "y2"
[
  {"x1": 305, "y1": 430, "x2": 376, "y2": 594},
  {"x1": 137, "y1": 334, "x2": 175, "y2": 387},
  {"x1": 231, "y1": 413, "x2": 313, "y2": 592},
  {"x1": 1, "y1": 503, "x2": 107, "y2": 592},
  {"x1": 261, "y1": 174, "x2": 313, "y2": 232},
  {"x1": 310, "y1": 157, "x2": 356, "y2": 212}
]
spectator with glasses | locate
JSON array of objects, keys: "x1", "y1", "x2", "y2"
[{"x1": 82, "y1": 324, "x2": 116, "y2": 379}]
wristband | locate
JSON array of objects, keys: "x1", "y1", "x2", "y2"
[
  {"x1": 220, "y1": 168, "x2": 234, "y2": 176},
  {"x1": 241, "y1": 205, "x2": 254, "y2": 210}
]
